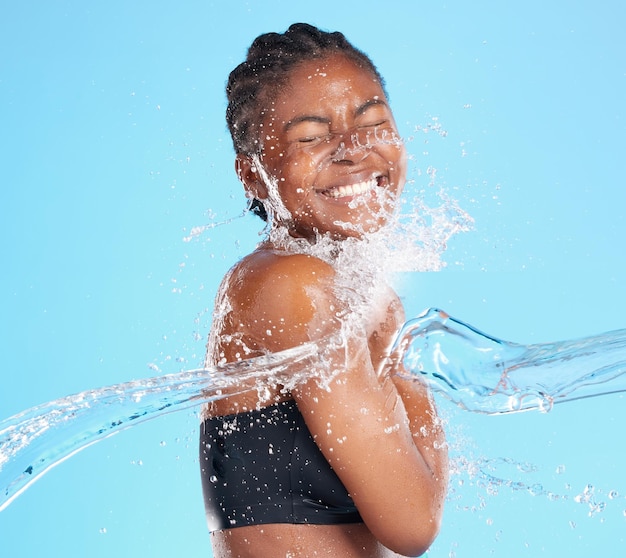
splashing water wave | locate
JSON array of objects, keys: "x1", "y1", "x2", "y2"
[
  {"x1": 2, "y1": 308, "x2": 626, "y2": 511},
  {"x1": 395, "y1": 308, "x2": 626, "y2": 414}
]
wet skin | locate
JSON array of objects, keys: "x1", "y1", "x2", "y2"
[{"x1": 206, "y1": 54, "x2": 448, "y2": 558}]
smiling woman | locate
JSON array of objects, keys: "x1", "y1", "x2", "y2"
[{"x1": 199, "y1": 23, "x2": 448, "y2": 558}]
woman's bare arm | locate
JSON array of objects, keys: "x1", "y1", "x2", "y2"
[{"x1": 218, "y1": 250, "x2": 448, "y2": 556}]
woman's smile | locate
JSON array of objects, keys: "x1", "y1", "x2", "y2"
[{"x1": 317, "y1": 174, "x2": 381, "y2": 200}]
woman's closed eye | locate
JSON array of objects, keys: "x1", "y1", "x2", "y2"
[
  {"x1": 354, "y1": 101, "x2": 395, "y2": 132},
  {"x1": 357, "y1": 119, "x2": 388, "y2": 130},
  {"x1": 297, "y1": 133, "x2": 331, "y2": 144},
  {"x1": 286, "y1": 120, "x2": 331, "y2": 146}
]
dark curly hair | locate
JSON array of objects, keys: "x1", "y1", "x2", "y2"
[{"x1": 226, "y1": 23, "x2": 386, "y2": 221}]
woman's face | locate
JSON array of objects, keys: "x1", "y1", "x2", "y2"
[{"x1": 254, "y1": 53, "x2": 407, "y2": 240}]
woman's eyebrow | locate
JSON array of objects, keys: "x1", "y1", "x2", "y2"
[
  {"x1": 284, "y1": 115, "x2": 330, "y2": 131},
  {"x1": 355, "y1": 98, "x2": 388, "y2": 116}
]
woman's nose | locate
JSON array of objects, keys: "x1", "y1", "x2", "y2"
[
  {"x1": 331, "y1": 139, "x2": 348, "y2": 162},
  {"x1": 330, "y1": 130, "x2": 369, "y2": 164}
]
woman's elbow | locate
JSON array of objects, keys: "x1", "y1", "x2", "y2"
[
  {"x1": 372, "y1": 512, "x2": 443, "y2": 557},
  {"x1": 394, "y1": 524, "x2": 441, "y2": 557}
]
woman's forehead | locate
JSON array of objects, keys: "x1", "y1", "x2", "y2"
[
  {"x1": 286, "y1": 54, "x2": 383, "y2": 92},
  {"x1": 265, "y1": 55, "x2": 388, "y2": 121}
]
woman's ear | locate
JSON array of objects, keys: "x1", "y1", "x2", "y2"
[{"x1": 235, "y1": 155, "x2": 268, "y2": 200}]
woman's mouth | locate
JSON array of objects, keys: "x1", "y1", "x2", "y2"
[{"x1": 319, "y1": 176, "x2": 382, "y2": 199}]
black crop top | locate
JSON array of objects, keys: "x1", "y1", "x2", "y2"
[{"x1": 199, "y1": 399, "x2": 363, "y2": 530}]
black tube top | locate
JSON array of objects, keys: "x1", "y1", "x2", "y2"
[{"x1": 199, "y1": 399, "x2": 363, "y2": 530}]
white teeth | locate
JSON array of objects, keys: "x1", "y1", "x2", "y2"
[{"x1": 325, "y1": 178, "x2": 377, "y2": 199}]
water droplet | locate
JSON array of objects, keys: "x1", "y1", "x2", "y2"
[
  {"x1": 99, "y1": 527, "x2": 107, "y2": 534},
  {"x1": 588, "y1": 501, "x2": 606, "y2": 517},
  {"x1": 209, "y1": 475, "x2": 218, "y2": 483}
]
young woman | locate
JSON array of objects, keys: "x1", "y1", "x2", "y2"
[{"x1": 199, "y1": 24, "x2": 448, "y2": 557}]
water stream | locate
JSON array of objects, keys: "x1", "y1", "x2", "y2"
[
  {"x1": 2, "y1": 308, "x2": 626, "y2": 512},
  {"x1": 395, "y1": 308, "x2": 626, "y2": 413}
]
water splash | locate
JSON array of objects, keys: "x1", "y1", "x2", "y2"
[
  {"x1": 448, "y1": 455, "x2": 620, "y2": 520},
  {"x1": 2, "y1": 308, "x2": 626, "y2": 511},
  {"x1": 182, "y1": 210, "x2": 248, "y2": 243},
  {"x1": 395, "y1": 308, "x2": 626, "y2": 414}
]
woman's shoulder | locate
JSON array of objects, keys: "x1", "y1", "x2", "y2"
[
  {"x1": 241, "y1": 247, "x2": 334, "y2": 271},
  {"x1": 221, "y1": 248, "x2": 340, "y2": 348},
  {"x1": 229, "y1": 248, "x2": 336, "y2": 292}
]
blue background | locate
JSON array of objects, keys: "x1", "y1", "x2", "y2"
[{"x1": 1, "y1": 1, "x2": 625, "y2": 556}]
